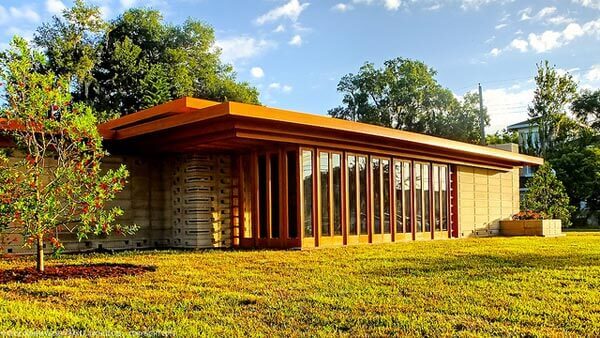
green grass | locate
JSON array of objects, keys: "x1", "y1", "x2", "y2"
[{"x1": 1, "y1": 234, "x2": 600, "y2": 337}]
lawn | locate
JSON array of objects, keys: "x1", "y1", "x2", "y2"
[{"x1": 1, "y1": 234, "x2": 599, "y2": 337}]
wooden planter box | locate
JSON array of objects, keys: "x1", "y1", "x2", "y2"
[{"x1": 499, "y1": 219, "x2": 563, "y2": 237}]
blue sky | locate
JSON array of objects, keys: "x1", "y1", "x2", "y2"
[{"x1": 1, "y1": 0, "x2": 599, "y2": 132}]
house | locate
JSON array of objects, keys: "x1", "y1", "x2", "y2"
[
  {"x1": 1, "y1": 97, "x2": 543, "y2": 253},
  {"x1": 506, "y1": 119, "x2": 539, "y2": 195}
]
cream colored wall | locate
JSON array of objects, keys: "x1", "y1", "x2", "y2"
[
  {"x1": 2, "y1": 155, "x2": 173, "y2": 254},
  {"x1": 457, "y1": 165, "x2": 520, "y2": 237}
]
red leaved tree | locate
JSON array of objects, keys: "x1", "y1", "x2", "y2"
[{"x1": 0, "y1": 37, "x2": 137, "y2": 272}]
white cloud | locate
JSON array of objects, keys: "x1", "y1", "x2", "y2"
[
  {"x1": 289, "y1": 34, "x2": 302, "y2": 46},
  {"x1": 250, "y1": 67, "x2": 264, "y2": 79},
  {"x1": 255, "y1": 0, "x2": 310, "y2": 25},
  {"x1": 215, "y1": 37, "x2": 275, "y2": 64},
  {"x1": 495, "y1": 23, "x2": 508, "y2": 30},
  {"x1": 519, "y1": 7, "x2": 532, "y2": 21},
  {"x1": 461, "y1": 0, "x2": 512, "y2": 11},
  {"x1": 268, "y1": 82, "x2": 293, "y2": 93},
  {"x1": 489, "y1": 48, "x2": 501, "y2": 56},
  {"x1": 332, "y1": 3, "x2": 353, "y2": 12},
  {"x1": 274, "y1": 24, "x2": 286, "y2": 33},
  {"x1": 536, "y1": 7, "x2": 557, "y2": 18},
  {"x1": 497, "y1": 18, "x2": 600, "y2": 55},
  {"x1": 509, "y1": 38, "x2": 528, "y2": 52},
  {"x1": 121, "y1": 0, "x2": 137, "y2": 9},
  {"x1": 563, "y1": 23, "x2": 585, "y2": 41},
  {"x1": 424, "y1": 4, "x2": 441, "y2": 10},
  {"x1": 547, "y1": 16, "x2": 575, "y2": 25},
  {"x1": 0, "y1": 5, "x2": 40, "y2": 25},
  {"x1": 46, "y1": 0, "x2": 66, "y2": 15},
  {"x1": 527, "y1": 30, "x2": 562, "y2": 53},
  {"x1": 586, "y1": 64, "x2": 600, "y2": 82},
  {"x1": 384, "y1": 0, "x2": 401, "y2": 11},
  {"x1": 572, "y1": 0, "x2": 600, "y2": 10},
  {"x1": 481, "y1": 86, "x2": 535, "y2": 133}
]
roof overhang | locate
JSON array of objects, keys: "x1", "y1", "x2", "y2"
[{"x1": 98, "y1": 97, "x2": 543, "y2": 170}]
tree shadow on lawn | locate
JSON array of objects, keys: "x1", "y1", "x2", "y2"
[{"x1": 0, "y1": 263, "x2": 156, "y2": 284}]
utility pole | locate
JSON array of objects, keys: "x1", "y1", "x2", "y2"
[{"x1": 478, "y1": 83, "x2": 486, "y2": 145}]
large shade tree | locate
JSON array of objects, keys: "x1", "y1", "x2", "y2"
[
  {"x1": 328, "y1": 57, "x2": 489, "y2": 143},
  {"x1": 527, "y1": 60, "x2": 578, "y2": 157},
  {"x1": 34, "y1": 2, "x2": 260, "y2": 119},
  {"x1": 0, "y1": 37, "x2": 137, "y2": 272}
]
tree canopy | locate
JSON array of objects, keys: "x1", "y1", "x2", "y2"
[
  {"x1": 527, "y1": 60, "x2": 578, "y2": 157},
  {"x1": 34, "y1": 1, "x2": 260, "y2": 119},
  {"x1": 522, "y1": 163, "x2": 573, "y2": 227},
  {"x1": 328, "y1": 57, "x2": 489, "y2": 143},
  {"x1": 572, "y1": 89, "x2": 600, "y2": 131}
]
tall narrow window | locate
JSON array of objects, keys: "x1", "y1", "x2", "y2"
[
  {"x1": 359, "y1": 156, "x2": 368, "y2": 235},
  {"x1": 424, "y1": 164, "x2": 431, "y2": 233},
  {"x1": 433, "y1": 165, "x2": 441, "y2": 232},
  {"x1": 258, "y1": 155, "x2": 268, "y2": 238},
  {"x1": 302, "y1": 150, "x2": 313, "y2": 237},
  {"x1": 287, "y1": 151, "x2": 298, "y2": 238},
  {"x1": 403, "y1": 162, "x2": 412, "y2": 233},
  {"x1": 242, "y1": 155, "x2": 253, "y2": 239},
  {"x1": 394, "y1": 161, "x2": 403, "y2": 233},
  {"x1": 320, "y1": 152, "x2": 330, "y2": 236},
  {"x1": 415, "y1": 163, "x2": 422, "y2": 233},
  {"x1": 348, "y1": 156, "x2": 357, "y2": 235},
  {"x1": 372, "y1": 158, "x2": 381, "y2": 234},
  {"x1": 270, "y1": 154, "x2": 280, "y2": 238},
  {"x1": 332, "y1": 154, "x2": 342, "y2": 236},
  {"x1": 382, "y1": 159, "x2": 390, "y2": 234},
  {"x1": 441, "y1": 166, "x2": 448, "y2": 231}
]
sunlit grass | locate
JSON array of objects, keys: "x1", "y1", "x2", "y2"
[{"x1": 1, "y1": 233, "x2": 599, "y2": 337}]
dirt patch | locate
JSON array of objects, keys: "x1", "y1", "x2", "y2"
[{"x1": 0, "y1": 263, "x2": 156, "y2": 284}]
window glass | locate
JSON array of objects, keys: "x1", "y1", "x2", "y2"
[
  {"x1": 320, "y1": 152, "x2": 330, "y2": 236},
  {"x1": 302, "y1": 150, "x2": 313, "y2": 237},
  {"x1": 372, "y1": 158, "x2": 381, "y2": 234},
  {"x1": 415, "y1": 163, "x2": 422, "y2": 232},
  {"x1": 424, "y1": 164, "x2": 431, "y2": 233},
  {"x1": 359, "y1": 157, "x2": 368, "y2": 235},
  {"x1": 382, "y1": 159, "x2": 390, "y2": 234},
  {"x1": 433, "y1": 165, "x2": 441, "y2": 232},
  {"x1": 348, "y1": 156, "x2": 357, "y2": 235},
  {"x1": 332, "y1": 154, "x2": 342, "y2": 236},
  {"x1": 394, "y1": 161, "x2": 403, "y2": 233},
  {"x1": 258, "y1": 155, "x2": 268, "y2": 238},
  {"x1": 242, "y1": 155, "x2": 253, "y2": 239},
  {"x1": 287, "y1": 151, "x2": 298, "y2": 238},
  {"x1": 441, "y1": 166, "x2": 448, "y2": 231},
  {"x1": 403, "y1": 162, "x2": 411, "y2": 233},
  {"x1": 270, "y1": 154, "x2": 280, "y2": 238}
]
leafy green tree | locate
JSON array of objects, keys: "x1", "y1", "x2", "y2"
[
  {"x1": 34, "y1": 0, "x2": 107, "y2": 100},
  {"x1": 572, "y1": 89, "x2": 600, "y2": 131},
  {"x1": 0, "y1": 37, "x2": 136, "y2": 272},
  {"x1": 522, "y1": 162, "x2": 574, "y2": 227},
  {"x1": 528, "y1": 61, "x2": 578, "y2": 157},
  {"x1": 329, "y1": 57, "x2": 488, "y2": 143},
  {"x1": 91, "y1": 9, "x2": 259, "y2": 116},
  {"x1": 486, "y1": 129, "x2": 519, "y2": 145},
  {"x1": 34, "y1": 4, "x2": 259, "y2": 118}
]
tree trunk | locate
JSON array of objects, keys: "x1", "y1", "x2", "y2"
[{"x1": 36, "y1": 234, "x2": 44, "y2": 273}]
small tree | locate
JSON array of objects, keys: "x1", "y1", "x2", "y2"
[
  {"x1": 0, "y1": 37, "x2": 137, "y2": 272},
  {"x1": 522, "y1": 163, "x2": 574, "y2": 227}
]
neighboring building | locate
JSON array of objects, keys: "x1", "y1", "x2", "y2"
[
  {"x1": 506, "y1": 119, "x2": 539, "y2": 196},
  {"x1": 1, "y1": 97, "x2": 542, "y2": 254}
]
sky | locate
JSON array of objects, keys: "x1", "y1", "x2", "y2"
[{"x1": 0, "y1": 0, "x2": 599, "y2": 133}]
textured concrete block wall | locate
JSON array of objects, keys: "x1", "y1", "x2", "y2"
[
  {"x1": 170, "y1": 154, "x2": 232, "y2": 249},
  {"x1": 457, "y1": 166, "x2": 520, "y2": 237}
]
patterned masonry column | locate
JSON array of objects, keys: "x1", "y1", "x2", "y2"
[{"x1": 171, "y1": 154, "x2": 232, "y2": 248}]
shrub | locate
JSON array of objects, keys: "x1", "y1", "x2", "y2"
[
  {"x1": 522, "y1": 162, "x2": 574, "y2": 226},
  {"x1": 512, "y1": 210, "x2": 548, "y2": 220}
]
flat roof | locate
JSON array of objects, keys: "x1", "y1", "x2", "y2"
[{"x1": 18, "y1": 97, "x2": 529, "y2": 169}]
